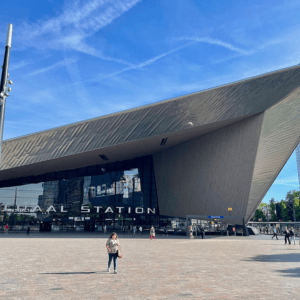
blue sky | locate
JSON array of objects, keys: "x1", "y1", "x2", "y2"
[{"x1": 0, "y1": 0, "x2": 300, "y2": 203}]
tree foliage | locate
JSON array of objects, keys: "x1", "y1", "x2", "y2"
[{"x1": 253, "y1": 190, "x2": 300, "y2": 222}]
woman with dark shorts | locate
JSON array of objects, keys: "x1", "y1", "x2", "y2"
[
  {"x1": 283, "y1": 227, "x2": 291, "y2": 245},
  {"x1": 106, "y1": 232, "x2": 121, "y2": 274}
]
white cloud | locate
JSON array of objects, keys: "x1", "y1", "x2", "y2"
[
  {"x1": 176, "y1": 36, "x2": 253, "y2": 55},
  {"x1": 28, "y1": 58, "x2": 77, "y2": 76},
  {"x1": 57, "y1": 42, "x2": 194, "y2": 87},
  {"x1": 273, "y1": 176, "x2": 299, "y2": 187},
  {"x1": 16, "y1": 0, "x2": 141, "y2": 65},
  {"x1": 9, "y1": 60, "x2": 33, "y2": 71}
]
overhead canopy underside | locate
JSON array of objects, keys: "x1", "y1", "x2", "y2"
[{"x1": 1, "y1": 65, "x2": 300, "y2": 221}]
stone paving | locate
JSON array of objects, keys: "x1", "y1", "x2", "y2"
[{"x1": 0, "y1": 232, "x2": 300, "y2": 299}]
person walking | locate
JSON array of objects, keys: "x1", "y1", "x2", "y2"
[
  {"x1": 289, "y1": 227, "x2": 296, "y2": 245},
  {"x1": 26, "y1": 225, "x2": 30, "y2": 236},
  {"x1": 199, "y1": 226, "x2": 204, "y2": 239},
  {"x1": 106, "y1": 232, "x2": 121, "y2": 274},
  {"x1": 150, "y1": 225, "x2": 155, "y2": 240},
  {"x1": 271, "y1": 226, "x2": 278, "y2": 240},
  {"x1": 4, "y1": 224, "x2": 8, "y2": 234},
  {"x1": 266, "y1": 226, "x2": 269, "y2": 235},
  {"x1": 283, "y1": 227, "x2": 291, "y2": 245},
  {"x1": 139, "y1": 226, "x2": 142, "y2": 236}
]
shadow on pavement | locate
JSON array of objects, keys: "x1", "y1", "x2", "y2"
[
  {"x1": 245, "y1": 253, "x2": 300, "y2": 263},
  {"x1": 277, "y1": 267, "x2": 300, "y2": 278},
  {"x1": 41, "y1": 271, "x2": 96, "y2": 275}
]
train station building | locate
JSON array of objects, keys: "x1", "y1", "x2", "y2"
[{"x1": 0, "y1": 65, "x2": 300, "y2": 231}]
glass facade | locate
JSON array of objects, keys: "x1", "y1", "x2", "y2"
[{"x1": 0, "y1": 156, "x2": 159, "y2": 231}]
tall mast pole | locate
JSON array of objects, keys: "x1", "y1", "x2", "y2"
[{"x1": 0, "y1": 24, "x2": 13, "y2": 165}]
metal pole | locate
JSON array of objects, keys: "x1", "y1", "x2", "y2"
[
  {"x1": 0, "y1": 24, "x2": 13, "y2": 164},
  {"x1": 14, "y1": 187, "x2": 17, "y2": 226}
]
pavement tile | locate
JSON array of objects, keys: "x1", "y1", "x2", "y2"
[{"x1": 0, "y1": 233, "x2": 299, "y2": 299}]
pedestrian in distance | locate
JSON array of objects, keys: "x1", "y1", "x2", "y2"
[
  {"x1": 189, "y1": 226, "x2": 194, "y2": 239},
  {"x1": 199, "y1": 226, "x2": 204, "y2": 239},
  {"x1": 132, "y1": 226, "x2": 136, "y2": 238},
  {"x1": 259, "y1": 227, "x2": 262, "y2": 234},
  {"x1": 233, "y1": 226, "x2": 236, "y2": 236},
  {"x1": 283, "y1": 227, "x2": 291, "y2": 245},
  {"x1": 266, "y1": 226, "x2": 269, "y2": 235},
  {"x1": 289, "y1": 227, "x2": 296, "y2": 245},
  {"x1": 4, "y1": 224, "x2": 8, "y2": 234},
  {"x1": 163, "y1": 226, "x2": 168, "y2": 236},
  {"x1": 106, "y1": 232, "x2": 121, "y2": 274},
  {"x1": 150, "y1": 225, "x2": 155, "y2": 240},
  {"x1": 26, "y1": 225, "x2": 30, "y2": 236},
  {"x1": 139, "y1": 226, "x2": 142, "y2": 236},
  {"x1": 271, "y1": 226, "x2": 278, "y2": 240},
  {"x1": 103, "y1": 225, "x2": 107, "y2": 234},
  {"x1": 127, "y1": 225, "x2": 130, "y2": 235}
]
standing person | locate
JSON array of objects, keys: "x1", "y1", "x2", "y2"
[
  {"x1": 150, "y1": 225, "x2": 155, "y2": 240},
  {"x1": 266, "y1": 226, "x2": 269, "y2": 235},
  {"x1": 106, "y1": 232, "x2": 121, "y2": 274},
  {"x1": 103, "y1": 225, "x2": 107, "y2": 234},
  {"x1": 271, "y1": 226, "x2": 278, "y2": 240},
  {"x1": 189, "y1": 226, "x2": 194, "y2": 239},
  {"x1": 259, "y1": 227, "x2": 262, "y2": 234},
  {"x1": 123, "y1": 225, "x2": 126, "y2": 235},
  {"x1": 139, "y1": 226, "x2": 142, "y2": 236},
  {"x1": 283, "y1": 227, "x2": 291, "y2": 245},
  {"x1": 289, "y1": 227, "x2": 296, "y2": 245},
  {"x1": 164, "y1": 226, "x2": 168, "y2": 236},
  {"x1": 26, "y1": 225, "x2": 30, "y2": 236},
  {"x1": 127, "y1": 225, "x2": 130, "y2": 235},
  {"x1": 199, "y1": 226, "x2": 204, "y2": 239},
  {"x1": 132, "y1": 226, "x2": 136, "y2": 238},
  {"x1": 4, "y1": 224, "x2": 8, "y2": 234}
]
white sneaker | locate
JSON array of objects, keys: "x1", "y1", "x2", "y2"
[
  {"x1": 107, "y1": 268, "x2": 110, "y2": 272},
  {"x1": 114, "y1": 270, "x2": 117, "y2": 274}
]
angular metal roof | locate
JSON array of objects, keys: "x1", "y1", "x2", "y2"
[{"x1": 1, "y1": 64, "x2": 300, "y2": 220}]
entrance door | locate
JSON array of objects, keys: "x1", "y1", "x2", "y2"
[
  {"x1": 84, "y1": 221, "x2": 95, "y2": 232},
  {"x1": 40, "y1": 221, "x2": 52, "y2": 232}
]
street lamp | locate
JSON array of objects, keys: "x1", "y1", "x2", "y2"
[{"x1": 0, "y1": 24, "x2": 13, "y2": 165}]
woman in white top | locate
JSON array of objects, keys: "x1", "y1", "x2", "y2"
[
  {"x1": 150, "y1": 226, "x2": 155, "y2": 240},
  {"x1": 106, "y1": 232, "x2": 121, "y2": 274},
  {"x1": 271, "y1": 226, "x2": 278, "y2": 240}
]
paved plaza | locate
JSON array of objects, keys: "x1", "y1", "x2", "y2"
[{"x1": 0, "y1": 233, "x2": 300, "y2": 299}]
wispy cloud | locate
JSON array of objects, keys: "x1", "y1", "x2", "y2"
[
  {"x1": 16, "y1": 0, "x2": 141, "y2": 65},
  {"x1": 28, "y1": 58, "x2": 77, "y2": 76},
  {"x1": 274, "y1": 176, "x2": 299, "y2": 188},
  {"x1": 9, "y1": 60, "x2": 33, "y2": 71},
  {"x1": 55, "y1": 42, "x2": 195, "y2": 88},
  {"x1": 176, "y1": 37, "x2": 253, "y2": 55}
]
